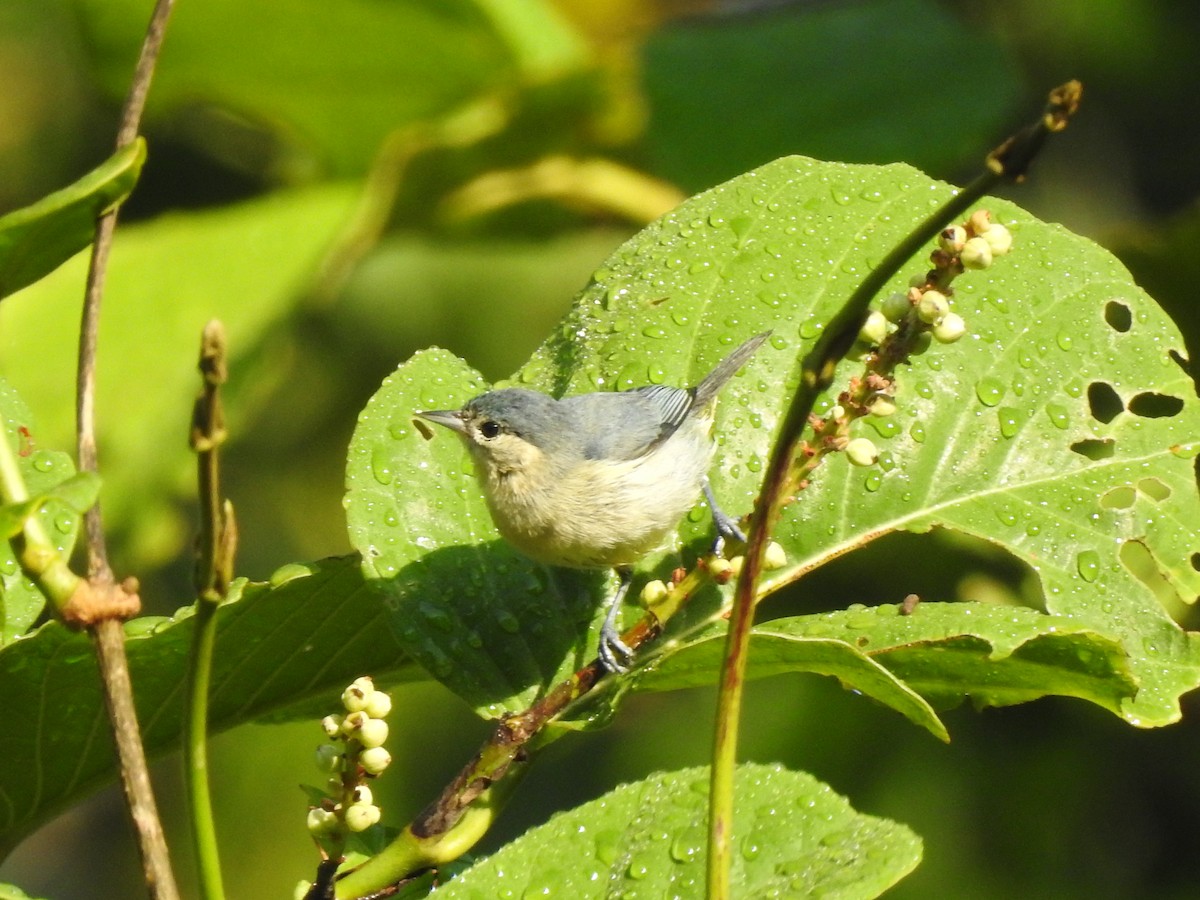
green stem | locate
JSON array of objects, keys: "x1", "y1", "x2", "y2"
[
  {"x1": 705, "y1": 80, "x2": 1081, "y2": 899},
  {"x1": 184, "y1": 322, "x2": 233, "y2": 900},
  {"x1": 334, "y1": 776, "x2": 521, "y2": 899},
  {"x1": 184, "y1": 595, "x2": 224, "y2": 900}
]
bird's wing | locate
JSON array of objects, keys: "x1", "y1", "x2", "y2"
[{"x1": 566, "y1": 386, "x2": 695, "y2": 461}]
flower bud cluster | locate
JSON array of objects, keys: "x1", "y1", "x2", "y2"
[{"x1": 306, "y1": 676, "x2": 393, "y2": 845}]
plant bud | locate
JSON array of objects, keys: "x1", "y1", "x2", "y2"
[
  {"x1": 763, "y1": 542, "x2": 787, "y2": 571},
  {"x1": 846, "y1": 437, "x2": 879, "y2": 467},
  {"x1": 350, "y1": 784, "x2": 373, "y2": 806},
  {"x1": 345, "y1": 803, "x2": 382, "y2": 833},
  {"x1": 938, "y1": 225, "x2": 967, "y2": 253},
  {"x1": 858, "y1": 310, "x2": 889, "y2": 345},
  {"x1": 868, "y1": 396, "x2": 897, "y2": 417},
  {"x1": 980, "y1": 223, "x2": 1012, "y2": 256},
  {"x1": 881, "y1": 291, "x2": 911, "y2": 323},
  {"x1": 320, "y1": 715, "x2": 342, "y2": 738},
  {"x1": 360, "y1": 746, "x2": 392, "y2": 775},
  {"x1": 916, "y1": 290, "x2": 950, "y2": 324},
  {"x1": 357, "y1": 718, "x2": 389, "y2": 749},
  {"x1": 364, "y1": 690, "x2": 392, "y2": 720},
  {"x1": 306, "y1": 807, "x2": 337, "y2": 835},
  {"x1": 640, "y1": 580, "x2": 670, "y2": 606},
  {"x1": 342, "y1": 678, "x2": 373, "y2": 713},
  {"x1": 315, "y1": 743, "x2": 342, "y2": 773},
  {"x1": 960, "y1": 237, "x2": 993, "y2": 270},
  {"x1": 932, "y1": 312, "x2": 967, "y2": 343}
]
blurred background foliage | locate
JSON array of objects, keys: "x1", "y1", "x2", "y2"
[{"x1": 1, "y1": 0, "x2": 1199, "y2": 897}]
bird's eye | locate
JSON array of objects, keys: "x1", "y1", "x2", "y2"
[{"x1": 479, "y1": 420, "x2": 501, "y2": 439}]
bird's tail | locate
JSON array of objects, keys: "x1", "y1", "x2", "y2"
[{"x1": 692, "y1": 331, "x2": 771, "y2": 407}]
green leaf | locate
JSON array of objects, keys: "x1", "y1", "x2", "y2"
[
  {"x1": 0, "y1": 555, "x2": 418, "y2": 857},
  {"x1": 429, "y1": 763, "x2": 921, "y2": 899},
  {"x1": 0, "y1": 378, "x2": 87, "y2": 644},
  {"x1": 349, "y1": 155, "x2": 1200, "y2": 728},
  {"x1": 0, "y1": 140, "x2": 145, "y2": 301},
  {"x1": 73, "y1": 0, "x2": 590, "y2": 176},
  {"x1": 0, "y1": 883, "x2": 42, "y2": 900},
  {"x1": 0, "y1": 184, "x2": 358, "y2": 564},
  {"x1": 634, "y1": 625, "x2": 949, "y2": 742},
  {"x1": 637, "y1": 602, "x2": 1136, "y2": 721}
]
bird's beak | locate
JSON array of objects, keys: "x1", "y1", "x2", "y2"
[{"x1": 415, "y1": 409, "x2": 467, "y2": 435}]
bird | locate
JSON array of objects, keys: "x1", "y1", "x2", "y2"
[{"x1": 417, "y1": 331, "x2": 769, "y2": 673}]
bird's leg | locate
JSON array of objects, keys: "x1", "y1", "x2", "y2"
[
  {"x1": 703, "y1": 476, "x2": 747, "y2": 556},
  {"x1": 598, "y1": 567, "x2": 635, "y2": 674}
]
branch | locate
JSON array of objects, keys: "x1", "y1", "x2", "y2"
[{"x1": 705, "y1": 80, "x2": 1084, "y2": 899}]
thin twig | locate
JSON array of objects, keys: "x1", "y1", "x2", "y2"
[
  {"x1": 185, "y1": 321, "x2": 235, "y2": 900},
  {"x1": 705, "y1": 81, "x2": 1083, "y2": 899},
  {"x1": 74, "y1": 1, "x2": 180, "y2": 898}
]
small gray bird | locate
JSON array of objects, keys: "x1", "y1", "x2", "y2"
[{"x1": 417, "y1": 331, "x2": 769, "y2": 673}]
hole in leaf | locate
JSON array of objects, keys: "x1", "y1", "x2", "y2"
[
  {"x1": 1103, "y1": 301, "x2": 1132, "y2": 332},
  {"x1": 1192, "y1": 553, "x2": 1200, "y2": 573},
  {"x1": 1070, "y1": 438, "x2": 1116, "y2": 460},
  {"x1": 1137, "y1": 477, "x2": 1172, "y2": 501},
  {"x1": 1169, "y1": 349, "x2": 1191, "y2": 379},
  {"x1": 1127, "y1": 392, "x2": 1184, "y2": 418},
  {"x1": 1087, "y1": 382, "x2": 1123, "y2": 424},
  {"x1": 1119, "y1": 539, "x2": 1183, "y2": 615},
  {"x1": 1100, "y1": 486, "x2": 1136, "y2": 509}
]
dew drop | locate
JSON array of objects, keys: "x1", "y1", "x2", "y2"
[
  {"x1": 1064, "y1": 380, "x2": 1083, "y2": 398},
  {"x1": 496, "y1": 610, "x2": 521, "y2": 633},
  {"x1": 914, "y1": 382, "x2": 934, "y2": 400},
  {"x1": 799, "y1": 317, "x2": 824, "y2": 339},
  {"x1": 975, "y1": 377, "x2": 1005, "y2": 407},
  {"x1": 1076, "y1": 549, "x2": 1101, "y2": 583},
  {"x1": 370, "y1": 446, "x2": 395, "y2": 485},
  {"x1": 1056, "y1": 329, "x2": 1074, "y2": 351},
  {"x1": 30, "y1": 452, "x2": 55, "y2": 473},
  {"x1": 863, "y1": 471, "x2": 884, "y2": 492},
  {"x1": 997, "y1": 406, "x2": 1025, "y2": 438},
  {"x1": 53, "y1": 511, "x2": 75, "y2": 534},
  {"x1": 995, "y1": 505, "x2": 1019, "y2": 527},
  {"x1": 908, "y1": 422, "x2": 926, "y2": 443},
  {"x1": 1046, "y1": 403, "x2": 1070, "y2": 429},
  {"x1": 642, "y1": 325, "x2": 668, "y2": 340}
]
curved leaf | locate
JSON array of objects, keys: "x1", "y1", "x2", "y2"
[
  {"x1": 0, "y1": 379, "x2": 88, "y2": 644},
  {"x1": 430, "y1": 763, "x2": 921, "y2": 899},
  {"x1": 349, "y1": 155, "x2": 1200, "y2": 726},
  {"x1": 0, "y1": 140, "x2": 145, "y2": 301}
]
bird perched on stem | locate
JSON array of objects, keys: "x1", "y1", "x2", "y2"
[{"x1": 418, "y1": 331, "x2": 769, "y2": 673}]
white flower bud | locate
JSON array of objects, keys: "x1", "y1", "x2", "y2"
[
  {"x1": 708, "y1": 557, "x2": 733, "y2": 580},
  {"x1": 350, "y1": 784, "x2": 373, "y2": 806},
  {"x1": 763, "y1": 542, "x2": 787, "y2": 571},
  {"x1": 345, "y1": 803, "x2": 381, "y2": 833},
  {"x1": 728, "y1": 556, "x2": 744, "y2": 577},
  {"x1": 868, "y1": 396, "x2": 897, "y2": 417},
  {"x1": 640, "y1": 580, "x2": 670, "y2": 606},
  {"x1": 980, "y1": 223, "x2": 1012, "y2": 256},
  {"x1": 320, "y1": 715, "x2": 342, "y2": 738},
  {"x1": 967, "y1": 209, "x2": 993, "y2": 234},
  {"x1": 916, "y1": 290, "x2": 950, "y2": 324},
  {"x1": 932, "y1": 312, "x2": 967, "y2": 343},
  {"x1": 364, "y1": 690, "x2": 392, "y2": 720},
  {"x1": 858, "y1": 310, "x2": 889, "y2": 345},
  {"x1": 342, "y1": 679, "x2": 373, "y2": 713},
  {"x1": 342, "y1": 711, "x2": 369, "y2": 734},
  {"x1": 846, "y1": 438, "x2": 879, "y2": 467},
  {"x1": 938, "y1": 225, "x2": 967, "y2": 253},
  {"x1": 357, "y1": 718, "x2": 389, "y2": 749},
  {"x1": 360, "y1": 746, "x2": 392, "y2": 775},
  {"x1": 960, "y1": 237, "x2": 993, "y2": 270}
]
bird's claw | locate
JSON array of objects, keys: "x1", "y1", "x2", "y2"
[{"x1": 597, "y1": 624, "x2": 634, "y2": 675}]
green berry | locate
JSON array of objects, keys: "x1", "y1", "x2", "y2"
[
  {"x1": 960, "y1": 237, "x2": 993, "y2": 270},
  {"x1": 881, "y1": 291, "x2": 911, "y2": 323},
  {"x1": 846, "y1": 437, "x2": 879, "y2": 467},
  {"x1": 916, "y1": 290, "x2": 950, "y2": 324},
  {"x1": 932, "y1": 312, "x2": 967, "y2": 343},
  {"x1": 306, "y1": 807, "x2": 337, "y2": 835},
  {"x1": 315, "y1": 743, "x2": 342, "y2": 773},
  {"x1": 360, "y1": 746, "x2": 392, "y2": 775}
]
